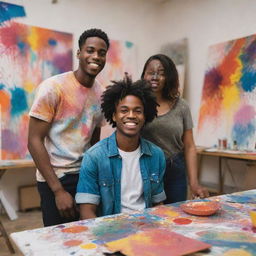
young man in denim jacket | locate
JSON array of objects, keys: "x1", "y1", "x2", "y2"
[{"x1": 76, "y1": 79, "x2": 166, "y2": 219}]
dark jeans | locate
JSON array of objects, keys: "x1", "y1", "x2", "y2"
[
  {"x1": 164, "y1": 152, "x2": 187, "y2": 204},
  {"x1": 37, "y1": 174, "x2": 79, "y2": 227}
]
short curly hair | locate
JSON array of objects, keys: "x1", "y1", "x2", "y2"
[
  {"x1": 101, "y1": 79, "x2": 158, "y2": 128},
  {"x1": 78, "y1": 28, "x2": 110, "y2": 50},
  {"x1": 141, "y1": 54, "x2": 180, "y2": 101}
]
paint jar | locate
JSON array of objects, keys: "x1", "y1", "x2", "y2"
[
  {"x1": 249, "y1": 210, "x2": 256, "y2": 227},
  {"x1": 218, "y1": 139, "x2": 223, "y2": 150},
  {"x1": 222, "y1": 138, "x2": 227, "y2": 150},
  {"x1": 218, "y1": 138, "x2": 227, "y2": 150},
  {"x1": 233, "y1": 140, "x2": 238, "y2": 150}
]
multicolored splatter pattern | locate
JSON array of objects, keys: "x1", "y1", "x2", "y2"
[
  {"x1": 0, "y1": 20, "x2": 73, "y2": 159},
  {"x1": 11, "y1": 190, "x2": 256, "y2": 256},
  {"x1": 197, "y1": 35, "x2": 256, "y2": 150},
  {"x1": 97, "y1": 40, "x2": 137, "y2": 88}
]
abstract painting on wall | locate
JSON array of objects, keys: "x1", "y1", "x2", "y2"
[
  {"x1": 160, "y1": 38, "x2": 188, "y2": 95},
  {"x1": 97, "y1": 40, "x2": 137, "y2": 88},
  {"x1": 0, "y1": 21, "x2": 73, "y2": 159},
  {"x1": 197, "y1": 34, "x2": 256, "y2": 150},
  {"x1": 0, "y1": 1, "x2": 26, "y2": 23}
]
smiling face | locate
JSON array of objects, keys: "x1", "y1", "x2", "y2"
[
  {"x1": 77, "y1": 36, "x2": 107, "y2": 79},
  {"x1": 113, "y1": 95, "x2": 145, "y2": 139},
  {"x1": 143, "y1": 59, "x2": 166, "y2": 96}
]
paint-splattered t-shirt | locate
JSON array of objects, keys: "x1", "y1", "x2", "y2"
[{"x1": 29, "y1": 71, "x2": 105, "y2": 181}]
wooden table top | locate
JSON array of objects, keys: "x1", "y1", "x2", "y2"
[{"x1": 196, "y1": 147, "x2": 256, "y2": 161}]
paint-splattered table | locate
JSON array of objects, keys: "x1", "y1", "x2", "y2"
[{"x1": 11, "y1": 189, "x2": 256, "y2": 256}]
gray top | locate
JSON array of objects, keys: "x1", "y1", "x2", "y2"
[{"x1": 141, "y1": 98, "x2": 193, "y2": 159}]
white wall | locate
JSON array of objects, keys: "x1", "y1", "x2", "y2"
[{"x1": 1, "y1": 0, "x2": 256, "y2": 212}]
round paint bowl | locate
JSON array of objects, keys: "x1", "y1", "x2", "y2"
[
  {"x1": 180, "y1": 201, "x2": 221, "y2": 216},
  {"x1": 249, "y1": 210, "x2": 256, "y2": 227}
]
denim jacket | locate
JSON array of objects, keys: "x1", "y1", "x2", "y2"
[{"x1": 76, "y1": 132, "x2": 166, "y2": 217}]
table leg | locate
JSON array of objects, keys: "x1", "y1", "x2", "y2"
[
  {"x1": 0, "y1": 219, "x2": 15, "y2": 254},
  {"x1": 219, "y1": 157, "x2": 224, "y2": 194}
]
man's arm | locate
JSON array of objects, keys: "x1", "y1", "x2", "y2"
[
  {"x1": 151, "y1": 149, "x2": 166, "y2": 205},
  {"x1": 80, "y1": 204, "x2": 97, "y2": 219},
  {"x1": 28, "y1": 117, "x2": 76, "y2": 219}
]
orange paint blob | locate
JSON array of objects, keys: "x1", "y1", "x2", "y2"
[
  {"x1": 63, "y1": 240, "x2": 82, "y2": 247},
  {"x1": 173, "y1": 218, "x2": 192, "y2": 225},
  {"x1": 62, "y1": 226, "x2": 88, "y2": 233}
]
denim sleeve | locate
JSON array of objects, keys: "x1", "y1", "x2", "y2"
[
  {"x1": 75, "y1": 153, "x2": 100, "y2": 205},
  {"x1": 152, "y1": 149, "x2": 166, "y2": 204}
]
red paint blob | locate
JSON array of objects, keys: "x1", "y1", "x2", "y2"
[
  {"x1": 62, "y1": 226, "x2": 88, "y2": 233},
  {"x1": 63, "y1": 240, "x2": 82, "y2": 247},
  {"x1": 173, "y1": 218, "x2": 192, "y2": 225}
]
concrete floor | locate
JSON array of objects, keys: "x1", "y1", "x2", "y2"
[{"x1": 0, "y1": 209, "x2": 43, "y2": 256}]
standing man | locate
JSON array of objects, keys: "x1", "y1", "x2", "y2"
[
  {"x1": 76, "y1": 79, "x2": 166, "y2": 219},
  {"x1": 28, "y1": 28, "x2": 109, "y2": 226}
]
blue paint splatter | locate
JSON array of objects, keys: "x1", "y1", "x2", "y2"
[
  {"x1": 240, "y1": 39, "x2": 256, "y2": 65},
  {"x1": 0, "y1": 2, "x2": 26, "y2": 23},
  {"x1": 0, "y1": 83, "x2": 5, "y2": 90},
  {"x1": 225, "y1": 195, "x2": 255, "y2": 203},
  {"x1": 125, "y1": 41, "x2": 133, "y2": 48},
  {"x1": 232, "y1": 122, "x2": 255, "y2": 147},
  {"x1": 240, "y1": 70, "x2": 256, "y2": 92},
  {"x1": 10, "y1": 87, "x2": 28, "y2": 116},
  {"x1": 48, "y1": 38, "x2": 57, "y2": 46},
  {"x1": 17, "y1": 40, "x2": 28, "y2": 55}
]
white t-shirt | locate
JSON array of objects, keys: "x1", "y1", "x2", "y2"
[{"x1": 119, "y1": 146, "x2": 145, "y2": 214}]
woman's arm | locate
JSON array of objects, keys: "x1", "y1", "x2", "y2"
[{"x1": 183, "y1": 129, "x2": 209, "y2": 198}]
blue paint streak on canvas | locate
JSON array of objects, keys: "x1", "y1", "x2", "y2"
[
  {"x1": 240, "y1": 70, "x2": 256, "y2": 92},
  {"x1": 240, "y1": 39, "x2": 256, "y2": 65},
  {"x1": 0, "y1": 1, "x2": 26, "y2": 23},
  {"x1": 0, "y1": 83, "x2": 5, "y2": 90},
  {"x1": 232, "y1": 122, "x2": 255, "y2": 147},
  {"x1": 10, "y1": 87, "x2": 28, "y2": 116},
  {"x1": 17, "y1": 40, "x2": 28, "y2": 55},
  {"x1": 125, "y1": 41, "x2": 133, "y2": 48},
  {"x1": 48, "y1": 38, "x2": 57, "y2": 46}
]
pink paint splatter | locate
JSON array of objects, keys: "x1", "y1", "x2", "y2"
[{"x1": 234, "y1": 105, "x2": 256, "y2": 125}]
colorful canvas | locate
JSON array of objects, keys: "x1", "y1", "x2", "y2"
[
  {"x1": 106, "y1": 229, "x2": 211, "y2": 256},
  {"x1": 197, "y1": 35, "x2": 256, "y2": 150},
  {"x1": 160, "y1": 38, "x2": 187, "y2": 95},
  {"x1": 0, "y1": 1, "x2": 26, "y2": 23},
  {"x1": 0, "y1": 22, "x2": 73, "y2": 159},
  {"x1": 97, "y1": 40, "x2": 137, "y2": 88},
  {"x1": 11, "y1": 190, "x2": 256, "y2": 256}
]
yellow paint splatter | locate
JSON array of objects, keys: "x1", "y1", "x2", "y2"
[
  {"x1": 221, "y1": 85, "x2": 240, "y2": 112},
  {"x1": 80, "y1": 243, "x2": 97, "y2": 250},
  {"x1": 151, "y1": 206, "x2": 179, "y2": 218},
  {"x1": 24, "y1": 81, "x2": 35, "y2": 93},
  {"x1": 27, "y1": 27, "x2": 39, "y2": 51},
  {"x1": 223, "y1": 248, "x2": 252, "y2": 256}
]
